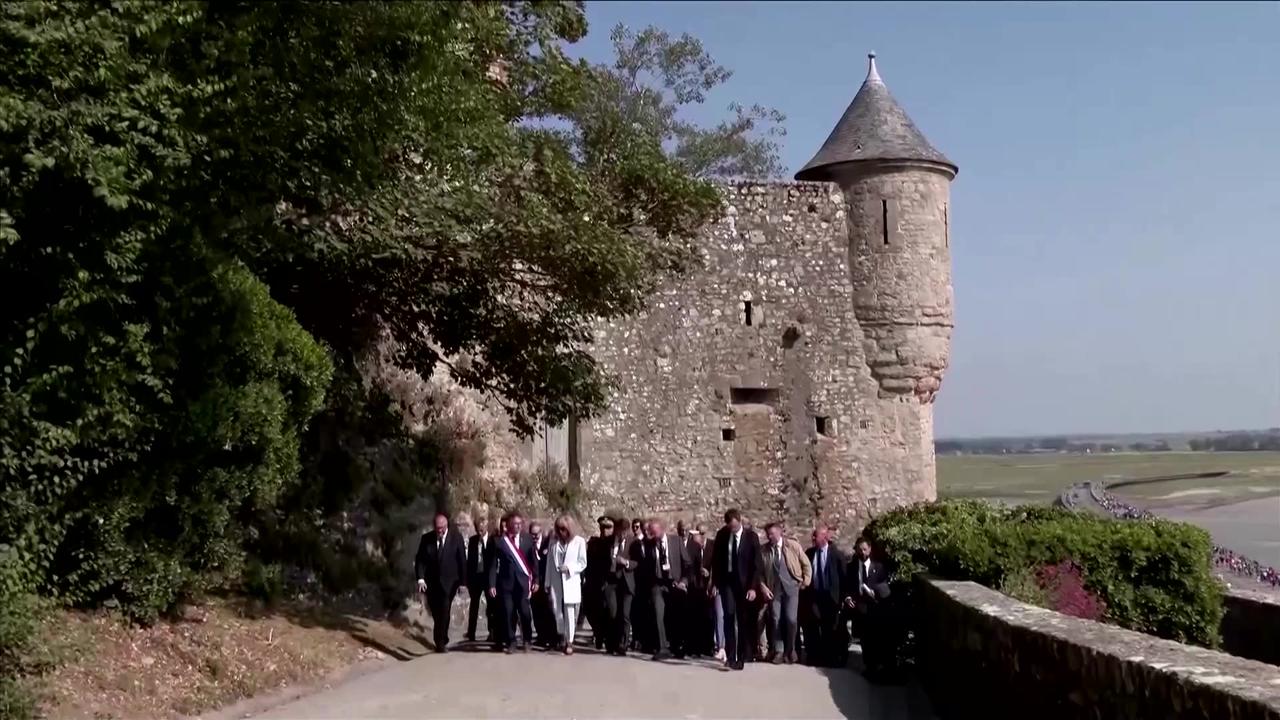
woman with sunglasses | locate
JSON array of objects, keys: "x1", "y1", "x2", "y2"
[{"x1": 544, "y1": 514, "x2": 589, "y2": 654}]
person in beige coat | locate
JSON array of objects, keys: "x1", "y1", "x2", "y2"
[{"x1": 759, "y1": 522, "x2": 813, "y2": 663}]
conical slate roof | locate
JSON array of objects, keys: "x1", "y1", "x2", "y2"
[{"x1": 795, "y1": 53, "x2": 955, "y2": 181}]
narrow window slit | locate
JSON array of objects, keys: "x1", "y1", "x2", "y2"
[
  {"x1": 881, "y1": 199, "x2": 889, "y2": 245},
  {"x1": 944, "y1": 203, "x2": 949, "y2": 247},
  {"x1": 743, "y1": 300, "x2": 753, "y2": 326}
]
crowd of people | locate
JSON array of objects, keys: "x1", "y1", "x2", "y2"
[
  {"x1": 413, "y1": 508, "x2": 898, "y2": 677},
  {"x1": 1087, "y1": 482, "x2": 1280, "y2": 589}
]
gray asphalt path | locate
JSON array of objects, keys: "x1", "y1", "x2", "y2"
[{"x1": 244, "y1": 644, "x2": 934, "y2": 719}]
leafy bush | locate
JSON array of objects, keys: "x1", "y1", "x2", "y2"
[
  {"x1": 0, "y1": 555, "x2": 45, "y2": 720},
  {"x1": 1002, "y1": 561, "x2": 1106, "y2": 621},
  {"x1": 864, "y1": 499, "x2": 1224, "y2": 646}
]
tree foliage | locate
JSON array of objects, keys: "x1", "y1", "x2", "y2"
[
  {"x1": 589, "y1": 24, "x2": 787, "y2": 179},
  {"x1": 1, "y1": 0, "x2": 733, "y2": 624}
]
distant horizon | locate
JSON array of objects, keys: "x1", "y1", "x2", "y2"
[{"x1": 936, "y1": 425, "x2": 1280, "y2": 443}]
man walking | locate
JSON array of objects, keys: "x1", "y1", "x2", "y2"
[
  {"x1": 465, "y1": 516, "x2": 491, "y2": 642},
  {"x1": 848, "y1": 536, "x2": 892, "y2": 678},
  {"x1": 488, "y1": 511, "x2": 537, "y2": 653},
  {"x1": 760, "y1": 522, "x2": 811, "y2": 664},
  {"x1": 602, "y1": 516, "x2": 638, "y2": 655},
  {"x1": 803, "y1": 524, "x2": 847, "y2": 667},
  {"x1": 709, "y1": 508, "x2": 760, "y2": 670},
  {"x1": 637, "y1": 518, "x2": 691, "y2": 661},
  {"x1": 414, "y1": 511, "x2": 467, "y2": 653},
  {"x1": 585, "y1": 516, "x2": 614, "y2": 650},
  {"x1": 684, "y1": 524, "x2": 712, "y2": 656}
]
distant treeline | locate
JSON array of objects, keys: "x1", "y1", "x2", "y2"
[{"x1": 937, "y1": 429, "x2": 1280, "y2": 456}]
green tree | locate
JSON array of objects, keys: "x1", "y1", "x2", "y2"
[
  {"x1": 589, "y1": 24, "x2": 787, "y2": 179},
  {"x1": 2, "y1": 0, "x2": 732, "y2": 623}
]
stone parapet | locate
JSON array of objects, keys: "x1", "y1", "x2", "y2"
[
  {"x1": 915, "y1": 577, "x2": 1280, "y2": 719},
  {"x1": 1222, "y1": 588, "x2": 1280, "y2": 667}
]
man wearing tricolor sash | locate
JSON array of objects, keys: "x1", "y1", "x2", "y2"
[{"x1": 488, "y1": 511, "x2": 537, "y2": 653}]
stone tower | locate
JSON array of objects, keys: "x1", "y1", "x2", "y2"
[
  {"x1": 522, "y1": 53, "x2": 956, "y2": 536},
  {"x1": 795, "y1": 52, "x2": 957, "y2": 404}
]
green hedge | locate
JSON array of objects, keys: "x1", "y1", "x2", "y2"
[{"x1": 863, "y1": 500, "x2": 1224, "y2": 647}]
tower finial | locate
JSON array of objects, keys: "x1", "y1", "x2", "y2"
[{"x1": 866, "y1": 51, "x2": 881, "y2": 84}]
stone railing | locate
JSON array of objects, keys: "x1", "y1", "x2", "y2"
[
  {"x1": 1222, "y1": 588, "x2": 1280, "y2": 667},
  {"x1": 914, "y1": 576, "x2": 1280, "y2": 719}
]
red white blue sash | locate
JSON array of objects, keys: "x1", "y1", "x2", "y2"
[{"x1": 503, "y1": 535, "x2": 532, "y2": 588}]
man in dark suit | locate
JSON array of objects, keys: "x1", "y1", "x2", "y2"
[
  {"x1": 527, "y1": 520, "x2": 555, "y2": 648},
  {"x1": 488, "y1": 511, "x2": 537, "y2": 653},
  {"x1": 709, "y1": 508, "x2": 760, "y2": 670},
  {"x1": 601, "y1": 517, "x2": 637, "y2": 655},
  {"x1": 414, "y1": 511, "x2": 467, "y2": 653},
  {"x1": 684, "y1": 524, "x2": 711, "y2": 656},
  {"x1": 636, "y1": 518, "x2": 692, "y2": 661},
  {"x1": 847, "y1": 536, "x2": 893, "y2": 677},
  {"x1": 585, "y1": 516, "x2": 614, "y2": 650},
  {"x1": 464, "y1": 516, "x2": 491, "y2": 642},
  {"x1": 803, "y1": 524, "x2": 847, "y2": 667}
]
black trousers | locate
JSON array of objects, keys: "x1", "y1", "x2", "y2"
[
  {"x1": 499, "y1": 587, "x2": 533, "y2": 648},
  {"x1": 603, "y1": 582, "x2": 632, "y2": 652},
  {"x1": 466, "y1": 582, "x2": 493, "y2": 640},
  {"x1": 585, "y1": 581, "x2": 607, "y2": 647},
  {"x1": 804, "y1": 592, "x2": 846, "y2": 667},
  {"x1": 718, "y1": 581, "x2": 756, "y2": 665},
  {"x1": 687, "y1": 586, "x2": 713, "y2": 655},
  {"x1": 426, "y1": 585, "x2": 458, "y2": 650}
]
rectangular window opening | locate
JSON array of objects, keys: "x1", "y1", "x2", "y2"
[
  {"x1": 743, "y1": 300, "x2": 753, "y2": 326},
  {"x1": 721, "y1": 427, "x2": 736, "y2": 442},
  {"x1": 859, "y1": 419, "x2": 871, "y2": 430},
  {"x1": 815, "y1": 416, "x2": 831, "y2": 437},
  {"x1": 730, "y1": 387, "x2": 779, "y2": 406},
  {"x1": 717, "y1": 477, "x2": 733, "y2": 489},
  {"x1": 881, "y1": 199, "x2": 889, "y2": 246}
]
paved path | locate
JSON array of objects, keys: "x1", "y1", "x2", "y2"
[{"x1": 242, "y1": 643, "x2": 934, "y2": 719}]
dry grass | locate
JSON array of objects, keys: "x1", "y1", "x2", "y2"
[{"x1": 31, "y1": 598, "x2": 412, "y2": 720}]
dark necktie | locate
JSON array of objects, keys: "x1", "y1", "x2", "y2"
[
  {"x1": 658, "y1": 540, "x2": 668, "y2": 579},
  {"x1": 814, "y1": 550, "x2": 824, "y2": 590},
  {"x1": 730, "y1": 533, "x2": 739, "y2": 574}
]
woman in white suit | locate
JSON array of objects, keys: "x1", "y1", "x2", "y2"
[{"x1": 544, "y1": 514, "x2": 589, "y2": 654}]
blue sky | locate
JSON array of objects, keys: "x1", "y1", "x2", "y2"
[{"x1": 575, "y1": 1, "x2": 1280, "y2": 438}]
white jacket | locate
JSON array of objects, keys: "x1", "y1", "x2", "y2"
[{"x1": 543, "y1": 535, "x2": 588, "y2": 605}]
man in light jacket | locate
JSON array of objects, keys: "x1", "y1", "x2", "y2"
[{"x1": 759, "y1": 521, "x2": 812, "y2": 664}]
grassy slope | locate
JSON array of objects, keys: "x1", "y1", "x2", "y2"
[{"x1": 938, "y1": 451, "x2": 1280, "y2": 505}]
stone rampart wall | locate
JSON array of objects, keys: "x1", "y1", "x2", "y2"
[
  {"x1": 1223, "y1": 588, "x2": 1280, "y2": 667},
  {"x1": 915, "y1": 577, "x2": 1280, "y2": 720}
]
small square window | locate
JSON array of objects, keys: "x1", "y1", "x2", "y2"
[
  {"x1": 859, "y1": 419, "x2": 871, "y2": 430},
  {"x1": 722, "y1": 427, "x2": 736, "y2": 442},
  {"x1": 717, "y1": 477, "x2": 733, "y2": 489},
  {"x1": 815, "y1": 416, "x2": 832, "y2": 437}
]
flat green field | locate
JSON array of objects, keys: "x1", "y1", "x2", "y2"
[{"x1": 938, "y1": 452, "x2": 1280, "y2": 506}]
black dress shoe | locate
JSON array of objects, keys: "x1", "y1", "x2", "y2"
[
  {"x1": 652, "y1": 651, "x2": 671, "y2": 661},
  {"x1": 732, "y1": 661, "x2": 745, "y2": 670},
  {"x1": 503, "y1": 646, "x2": 512, "y2": 654}
]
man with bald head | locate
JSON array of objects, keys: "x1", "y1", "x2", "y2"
[
  {"x1": 636, "y1": 518, "x2": 691, "y2": 660},
  {"x1": 802, "y1": 523, "x2": 848, "y2": 667}
]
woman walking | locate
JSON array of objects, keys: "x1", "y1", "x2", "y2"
[{"x1": 545, "y1": 515, "x2": 589, "y2": 654}]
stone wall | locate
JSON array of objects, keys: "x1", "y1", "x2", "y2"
[
  {"x1": 577, "y1": 180, "x2": 940, "y2": 536},
  {"x1": 1222, "y1": 588, "x2": 1280, "y2": 667},
  {"x1": 915, "y1": 577, "x2": 1280, "y2": 720}
]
